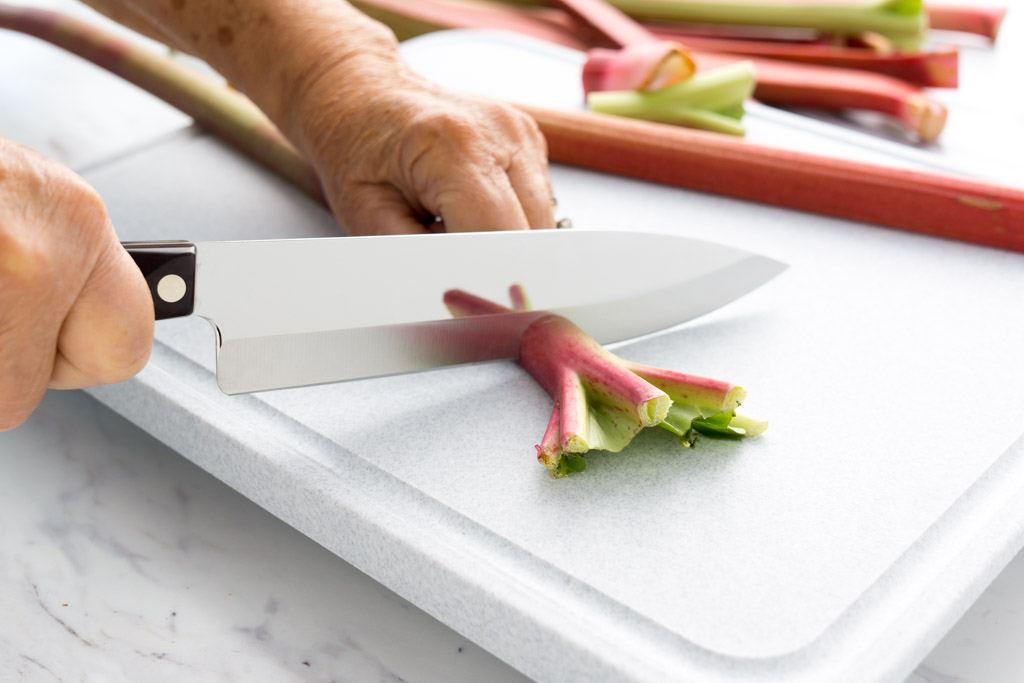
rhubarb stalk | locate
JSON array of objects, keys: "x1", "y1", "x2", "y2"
[
  {"x1": 928, "y1": 3, "x2": 1006, "y2": 41},
  {"x1": 445, "y1": 286, "x2": 763, "y2": 477},
  {"x1": 644, "y1": 30, "x2": 960, "y2": 88},
  {"x1": 695, "y1": 51, "x2": 947, "y2": 141},
  {"x1": 520, "y1": 104, "x2": 1024, "y2": 252},
  {"x1": 518, "y1": 0, "x2": 930, "y2": 49}
]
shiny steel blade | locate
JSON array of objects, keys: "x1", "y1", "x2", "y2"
[{"x1": 191, "y1": 231, "x2": 785, "y2": 394}]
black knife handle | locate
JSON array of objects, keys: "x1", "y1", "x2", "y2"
[{"x1": 122, "y1": 241, "x2": 197, "y2": 320}]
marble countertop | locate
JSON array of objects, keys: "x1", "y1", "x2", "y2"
[
  {"x1": 3, "y1": 2, "x2": 1023, "y2": 681},
  {"x1": 4, "y1": 390, "x2": 1024, "y2": 683}
]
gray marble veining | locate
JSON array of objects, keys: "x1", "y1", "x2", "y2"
[{"x1": 0, "y1": 391, "x2": 529, "y2": 683}]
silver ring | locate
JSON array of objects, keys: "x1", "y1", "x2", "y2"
[{"x1": 556, "y1": 217, "x2": 573, "y2": 229}]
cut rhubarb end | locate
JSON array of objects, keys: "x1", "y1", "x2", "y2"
[
  {"x1": 624, "y1": 361, "x2": 742, "y2": 414},
  {"x1": 536, "y1": 443, "x2": 560, "y2": 468},
  {"x1": 582, "y1": 41, "x2": 696, "y2": 95},
  {"x1": 923, "y1": 50, "x2": 960, "y2": 89},
  {"x1": 644, "y1": 394, "x2": 673, "y2": 426},
  {"x1": 724, "y1": 385, "x2": 748, "y2": 412},
  {"x1": 563, "y1": 434, "x2": 590, "y2": 454},
  {"x1": 902, "y1": 94, "x2": 948, "y2": 142}
]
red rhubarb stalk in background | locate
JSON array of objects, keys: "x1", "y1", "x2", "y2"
[
  {"x1": 644, "y1": 30, "x2": 960, "y2": 88},
  {"x1": 696, "y1": 50, "x2": 947, "y2": 141},
  {"x1": 353, "y1": 0, "x2": 590, "y2": 49},
  {"x1": 548, "y1": 0, "x2": 930, "y2": 49},
  {"x1": 520, "y1": 104, "x2": 1024, "y2": 252},
  {"x1": 543, "y1": 0, "x2": 655, "y2": 46},
  {"x1": 928, "y1": 3, "x2": 1006, "y2": 41},
  {"x1": 4, "y1": 3, "x2": 1021, "y2": 251},
  {"x1": 445, "y1": 287, "x2": 764, "y2": 477},
  {"x1": 539, "y1": 0, "x2": 700, "y2": 92}
]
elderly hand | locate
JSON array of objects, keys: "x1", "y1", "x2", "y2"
[
  {"x1": 82, "y1": 0, "x2": 557, "y2": 236},
  {"x1": 246, "y1": 14, "x2": 557, "y2": 236},
  {"x1": 297, "y1": 70, "x2": 555, "y2": 235},
  {"x1": 0, "y1": 138, "x2": 153, "y2": 430}
]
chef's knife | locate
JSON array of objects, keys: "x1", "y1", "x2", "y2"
[{"x1": 123, "y1": 230, "x2": 784, "y2": 395}]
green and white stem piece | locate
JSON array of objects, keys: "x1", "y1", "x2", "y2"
[{"x1": 588, "y1": 60, "x2": 755, "y2": 135}]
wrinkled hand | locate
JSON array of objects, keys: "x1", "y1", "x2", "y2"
[
  {"x1": 0, "y1": 138, "x2": 153, "y2": 430},
  {"x1": 291, "y1": 63, "x2": 556, "y2": 236}
]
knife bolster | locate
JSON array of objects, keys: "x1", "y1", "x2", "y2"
[{"x1": 121, "y1": 241, "x2": 197, "y2": 320}]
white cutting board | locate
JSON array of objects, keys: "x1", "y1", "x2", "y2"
[{"x1": 79, "y1": 31, "x2": 1024, "y2": 683}]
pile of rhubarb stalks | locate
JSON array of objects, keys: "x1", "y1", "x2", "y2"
[
  {"x1": 356, "y1": 0, "x2": 1001, "y2": 141},
  {"x1": 352, "y1": 0, "x2": 1024, "y2": 252}
]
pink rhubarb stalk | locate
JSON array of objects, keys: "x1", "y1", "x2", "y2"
[
  {"x1": 928, "y1": 3, "x2": 1006, "y2": 41},
  {"x1": 541, "y1": 0, "x2": 698, "y2": 93},
  {"x1": 541, "y1": 0, "x2": 703, "y2": 94},
  {"x1": 581, "y1": 41, "x2": 697, "y2": 93},
  {"x1": 518, "y1": 104, "x2": 1024, "y2": 252},
  {"x1": 352, "y1": 0, "x2": 588, "y2": 48},
  {"x1": 644, "y1": 30, "x2": 960, "y2": 88},
  {"x1": 695, "y1": 51, "x2": 947, "y2": 141},
  {"x1": 445, "y1": 286, "x2": 760, "y2": 477}
]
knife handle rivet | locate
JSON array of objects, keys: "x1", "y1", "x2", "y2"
[{"x1": 157, "y1": 274, "x2": 187, "y2": 304}]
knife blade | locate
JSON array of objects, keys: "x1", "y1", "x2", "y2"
[{"x1": 123, "y1": 230, "x2": 785, "y2": 394}]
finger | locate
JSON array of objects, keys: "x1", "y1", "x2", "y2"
[
  {"x1": 331, "y1": 183, "x2": 430, "y2": 236},
  {"x1": 506, "y1": 151, "x2": 557, "y2": 230},
  {"x1": 0, "y1": 244, "x2": 65, "y2": 430},
  {"x1": 434, "y1": 168, "x2": 530, "y2": 233},
  {"x1": 49, "y1": 237, "x2": 155, "y2": 390}
]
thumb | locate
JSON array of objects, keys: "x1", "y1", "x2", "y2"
[{"x1": 49, "y1": 234, "x2": 154, "y2": 390}]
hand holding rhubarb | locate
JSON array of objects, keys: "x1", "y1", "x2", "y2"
[
  {"x1": 75, "y1": 0, "x2": 556, "y2": 234},
  {"x1": 445, "y1": 286, "x2": 765, "y2": 478},
  {"x1": 0, "y1": 137, "x2": 154, "y2": 431}
]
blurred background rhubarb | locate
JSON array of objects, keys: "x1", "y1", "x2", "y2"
[
  {"x1": 354, "y1": 0, "x2": 1009, "y2": 143},
  {"x1": 1, "y1": 0, "x2": 1019, "y2": 252}
]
